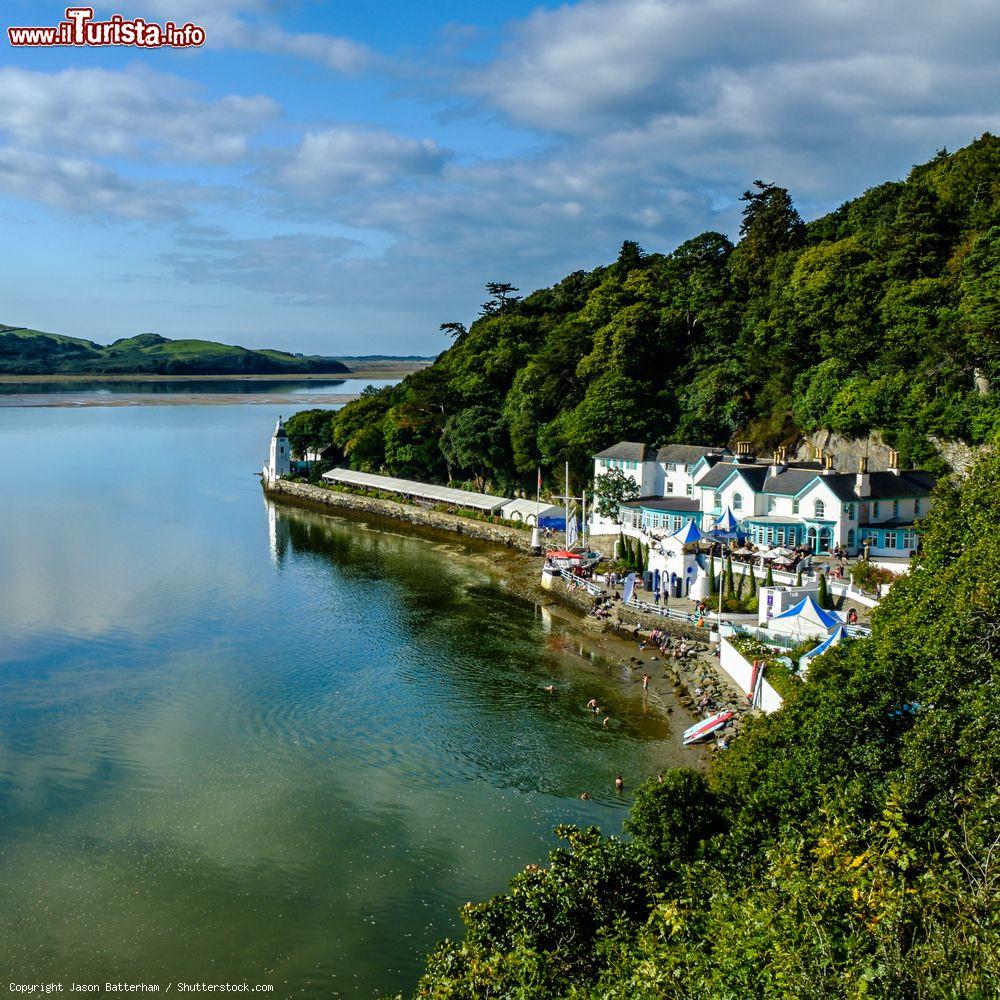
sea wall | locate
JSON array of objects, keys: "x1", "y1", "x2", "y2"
[{"x1": 262, "y1": 477, "x2": 537, "y2": 552}]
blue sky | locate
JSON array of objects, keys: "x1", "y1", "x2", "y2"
[{"x1": 1, "y1": 0, "x2": 998, "y2": 356}]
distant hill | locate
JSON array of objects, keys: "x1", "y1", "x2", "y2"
[{"x1": 0, "y1": 328, "x2": 350, "y2": 376}]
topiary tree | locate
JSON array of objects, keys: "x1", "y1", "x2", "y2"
[
  {"x1": 796, "y1": 569, "x2": 803, "y2": 587},
  {"x1": 765, "y1": 564, "x2": 775, "y2": 588},
  {"x1": 735, "y1": 566, "x2": 745, "y2": 600},
  {"x1": 817, "y1": 571, "x2": 832, "y2": 609},
  {"x1": 725, "y1": 554, "x2": 736, "y2": 596}
]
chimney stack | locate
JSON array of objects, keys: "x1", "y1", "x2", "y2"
[
  {"x1": 856, "y1": 456, "x2": 871, "y2": 497},
  {"x1": 822, "y1": 453, "x2": 834, "y2": 476},
  {"x1": 769, "y1": 448, "x2": 786, "y2": 478},
  {"x1": 888, "y1": 448, "x2": 901, "y2": 475}
]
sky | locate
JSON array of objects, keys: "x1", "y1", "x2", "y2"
[{"x1": 1, "y1": 1, "x2": 998, "y2": 357}]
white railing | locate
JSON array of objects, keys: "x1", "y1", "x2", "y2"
[
  {"x1": 726, "y1": 559, "x2": 881, "y2": 609},
  {"x1": 557, "y1": 568, "x2": 604, "y2": 596}
]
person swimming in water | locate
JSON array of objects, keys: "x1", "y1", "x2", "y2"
[
  {"x1": 615, "y1": 775, "x2": 624, "y2": 791},
  {"x1": 602, "y1": 716, "x2": 610, "y2": 728},
  {"x1": 544, "y1": 684, "x2": 556, "y2": 692}
]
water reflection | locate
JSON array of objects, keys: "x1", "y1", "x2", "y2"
[{"x1": 0, "y1": 404, "x2": 696, "y2": 998}]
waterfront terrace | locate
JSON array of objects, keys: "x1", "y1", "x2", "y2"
[{"x1": 592, "y1": 441, "x2": 936, "y2": 558}]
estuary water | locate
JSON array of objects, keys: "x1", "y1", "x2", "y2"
[{"x1": 0, "y1": 404, "x2": 699, "y2": 997}]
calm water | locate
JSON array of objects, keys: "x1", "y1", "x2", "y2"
[
  {"x1": 0, "y1": 378, "x2": 394, "y2": 396},
  {"x1": 0, "y1": 405, "x2": 697, "y2": 997}
]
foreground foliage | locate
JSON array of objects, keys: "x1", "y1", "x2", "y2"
[
  {"x1": 303, "y1": 136, "x2": 1000, "y2": 491},
  {"x1": 408, "y1": 450, "x2": 1000, "y2": 998}
]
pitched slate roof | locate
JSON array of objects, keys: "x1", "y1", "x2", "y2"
[
  {"x1": 655, "y1": 444, "x2": 727, "y2": 465},
  {"x1": 621, "y1": 497, "x2": 702, "y2": 512},
  {"x1": 865, "y1": 471, "x2": 936, "y2": 498},
  {"x1": 697, "y1": 463, "x2": 769, "y2": 491},
  {"x1": 594, "y1": 441, "x2": 653, "y2": 461}
]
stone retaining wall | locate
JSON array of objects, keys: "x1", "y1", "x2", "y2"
[{"x1": 262, "y1": 477, "x2": 537, "y2": 552}]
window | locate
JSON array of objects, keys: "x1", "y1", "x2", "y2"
[
  {"x1": 814, "y1": 499, "x2": 825, "y2": 518},
  {"x1": 666, "y1": 482, "x2": 674, "y2": 494},
  {"x1": 767, "y1": 497, "x2": 776, "y2": 512},
  {"x1": 873, "y1": 501, "x2": 880, "y2": 518},
  {"x1": 766, "y1": 527, "x2": 775, "y2": 544},
  {"x1": 733, "y1": 492, "x2": 743, "y2": 511},
  {"x1": 884, "y1": 531, "x2": 897, "y2": 550},
  {"x1": 844, "y1": 503, "x2": 855, "y2": 518},
  {"x1": 914, "y1": 498, "x2": 921, "y2": 516},
  {"x1": 792, "y1": 499, "x2": 799, "y2": 514},
  {"x1": 892, "y1": 500, "x2": 899, "y2": 518},
  {"x1": 686, "y1": 484, "x2": 693, "y2": 497},
  {"x1": 714, "y1": 491, "x2": 722, "y2": 509}
]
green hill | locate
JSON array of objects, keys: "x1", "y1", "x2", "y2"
[
  {"x1": 307, "y1": 134, "x2": 1000, "y2": 487},
  {"x1": 0, "y1": 327, "x2": 349, "y2": 376}
]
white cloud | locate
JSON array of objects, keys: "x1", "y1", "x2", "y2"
[
  {"x1": 0, "y1": 66, "x2": 279, "y2": 164},
  {"x1": 164, "y1": 232, "x2": 361, "y2": 295},
  {"x1": 0, "y1": 147, "x2": 192, "y2": 221},
  {"x1": 275, "y1": 127, "x2": 452, "y2": 192},
  {"x1": 467, "y1": 0, "x2": 1000, "y2": 153},
  {"x1": 129, "y1": 0, "x2": 372, "y2": 73}
]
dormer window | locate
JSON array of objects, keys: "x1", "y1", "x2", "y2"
[
  {"x1": 914, "y1": 498, "x2": 921, "y2": 516},
  {"x1": 893, "y1": 500, "x2": 899, "y2": 517},
  {"x1": 792, "y1": 500, "x2": 799, "y2": 514},
  {"x1": 767, "y1": 497, "x2": 776, "y2": 512}
]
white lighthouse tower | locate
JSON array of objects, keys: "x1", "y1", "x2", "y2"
[{"x1": 264, "y1": 416, "x2": 291, "y2": 485}]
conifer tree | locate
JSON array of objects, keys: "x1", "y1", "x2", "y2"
[
  {"x1": 725, "y1": 554, "x2": 736, "y2": 597},
  {"x1": 765, "y1": 564, "x2": 775, "y2": 588},
  {"x1": 817, "y1": 571, "x2": 831, "y2": 609},
  {"x1": 707, "y1": 553, "x2": 716, "y2": 596}
]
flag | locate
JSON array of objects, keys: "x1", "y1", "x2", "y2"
[
  {"x1": 566, "y1": 510, "x2": 579, "y2": 547},
  {"x1": 537, "y1": 467, "x2": 542, "y2": 492}
]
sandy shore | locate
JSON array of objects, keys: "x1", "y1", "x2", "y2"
[
  {"x1": 0, "y1": 391, "x2": 368, "y2": 408},
  {"x1": 0, "y1": 364, "x2": 427, "y2": 384}
]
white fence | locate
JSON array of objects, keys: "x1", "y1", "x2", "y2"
[{"x1": 719, "y1": 635, "x2": 784, "y2": 714}]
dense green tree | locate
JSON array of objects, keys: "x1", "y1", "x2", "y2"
[
  {"x1": 593, "y1": 468, "x2": 639, "y2": 520},
  {"x1": 318, "y1": 135, "x2": 1000, "y2": 494}
]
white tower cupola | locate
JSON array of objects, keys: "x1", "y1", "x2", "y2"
[{"x1": 267, "y1": 416, "x2": 291, "y2": 482}]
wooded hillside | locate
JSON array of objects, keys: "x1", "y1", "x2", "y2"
[{"x1": 312, "y1": 135, "x2": 1000, "y2": 489}]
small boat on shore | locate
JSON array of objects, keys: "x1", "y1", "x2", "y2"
[{"x1": 683, "y1": 710, "x2": 735, "y2": 745}]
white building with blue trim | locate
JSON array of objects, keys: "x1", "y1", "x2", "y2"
[{"x1": 593, "y1": 440, "x2": 935, "y2": 558}]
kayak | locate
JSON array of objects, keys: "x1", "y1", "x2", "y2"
[{"x1": 683, "y1": 710, "x2": 735, "y2": 745}]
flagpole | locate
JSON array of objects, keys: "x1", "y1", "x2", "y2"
[{"x1": 564, "y1": 461, "x2": 570, "y2": 548}]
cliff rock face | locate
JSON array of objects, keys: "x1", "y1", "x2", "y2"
[
  {"x1": 789, "y1": 431, "x2": 985, "y2": 476},
  {"x1": 788, "y1": 431, "x2": 894, "y2": 472}
]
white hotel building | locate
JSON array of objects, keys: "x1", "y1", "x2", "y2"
[{"x1": 591, "y1": 441, "x2": 935, "y2": 558}]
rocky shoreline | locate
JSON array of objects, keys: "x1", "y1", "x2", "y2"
[{"x1": 264, "y1": 477, "x2": 756, "y2": 748}]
